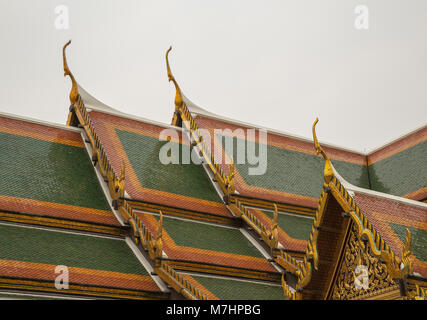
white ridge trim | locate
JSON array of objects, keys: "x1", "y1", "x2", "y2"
[
  {"x1": 183, "y1": 93, "x2": 427, "y2": 156},
  {"x1": 79, "y1": 131, "x2": 127, "y2": 226},
  {"x1": 239, "y1": 228, "x2": 282, "y2": 273},
  {"x1": 125, "y1": 237, "x2": 170, "y2": 293},
  {"x1": 182, "y1": 95, "x2": 366, "y2": 155},
  {"x1": 0, "y1": 111, "x2": 80, "y2": 132},
  {"x1": 86, "y1": 105, "x2": 184, "y2": 132}
]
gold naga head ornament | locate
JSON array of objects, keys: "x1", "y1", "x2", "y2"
[
  {"x1": 312, "y1": 118, "x2": 334, "y2": 183},
  {"x1": 62, "y1": 40, "x2": 79, "y2": 105}
]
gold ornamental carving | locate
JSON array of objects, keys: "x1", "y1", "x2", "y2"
[{"x1": 331, "y1": 223, "x2": 396, "y2": 299}]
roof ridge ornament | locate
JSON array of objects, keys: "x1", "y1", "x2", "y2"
[
  {"x1": 379, "y1": 227, "x2": 413, "y2": 278},
  {"x1": 166, "y1": 46, "x2": 183, "y2": 111},
  {"x1": 270, "y1": 204, "x2": 279, "y2": 249},
  {"x1": 62, "y1": 40, "x2": 79, "y2": 106},
  {"x1": 401, "y1": 228, "x2": 413, "y2": 274},
  {"x1": 312, "y1": 118, "x2": 334, "y2": 183},
  {"x1": 149, "y1": 210, "x2": 164, "y2": 261}
]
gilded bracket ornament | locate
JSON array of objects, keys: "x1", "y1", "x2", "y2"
[{"x1": 62, "y1": 40, "x2": 79, "y2": 106}]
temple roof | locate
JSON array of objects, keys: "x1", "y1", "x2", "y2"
[
  {"x1": 2, "y1": 41, "x2": 424, "y2": 300},
  {"x1": 0, "y1": 111, "x2": 169, "y2": 299}
]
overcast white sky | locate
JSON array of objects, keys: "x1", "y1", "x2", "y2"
[{"x1": 0, "y1": 0, "x2": 426, "y2": 153}]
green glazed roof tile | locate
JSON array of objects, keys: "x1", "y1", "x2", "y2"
[
  {"x1": 217, "y1": 135, "x2": 369, "y2": 198},
  {"x1": 261, "y1": 210, "x2": 313, "y2": 240},
  {"x1": 157, "y1": 215, "x2": 264, "y2": 258},
  {"x1": 116, "y1": 129, "x2": 222, "y2": 203},
  {"x1": 388, "y1": 223, "x2": 427, "y2": 262},
  {"x1": 368, "y1": 141, "x2": 427, "y2": 197},
  {"x1": 0, "y1": 224, "x2": 148, "y2": 275},
  {"x1": 0, "y1": 131, "x2": 110, "y2": 210},
  {"x1": 192, "y1": 275, "x2": 286, "y2": 300}
]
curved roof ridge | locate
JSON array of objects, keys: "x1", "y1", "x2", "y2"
[
  {"x1": 0, "y1": 111, "x2": 81, "y2": 132},
  {"x1": 182, "y1": 94, "x2": 220, "y2": 119},
  {"x1": 62, "y1": 41, "x2": 182, "y2": 132},
  {"x1": 77, "y1": 84, "x2": 122, "y2": 113},
  {"x1": 77, "y1": 83, "x2": 184, "y2": 132}
]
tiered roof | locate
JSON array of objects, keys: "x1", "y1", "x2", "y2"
[
  {"x1": 71, "y1": 79, "x2": 285, "y2": 300},
  {"x1": 0, "y1": 41, "x2": 425, "y2": 300},
  {"x1": 0, "y1": 113, "x2": 167, "y2": 299}
]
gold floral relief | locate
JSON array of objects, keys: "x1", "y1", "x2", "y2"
[{"x1": 330, "y1": 223, "x2": 397, "y2": 300}]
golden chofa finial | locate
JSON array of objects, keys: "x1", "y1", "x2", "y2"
[
  {"x1": 62, "y1": 40, "x2": 79, "y2": 105},
  {"x1": 312, "y1": 118, "x2": 334, "y2": 183},
  {"x1": 166, "y1": 46, "x2": 183, "y2": 110}
]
